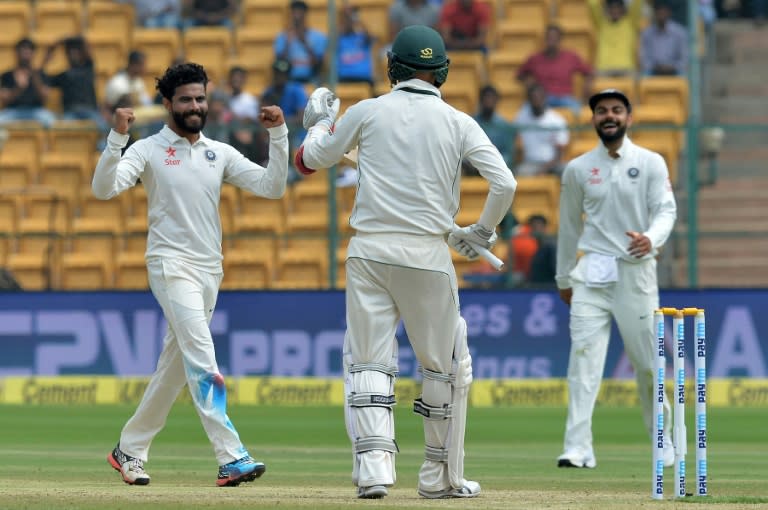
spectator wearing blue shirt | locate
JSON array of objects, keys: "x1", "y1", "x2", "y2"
[
  {"x1": 261, "y1": 58, "x2": 308, "y2": 150},
  {"x1": 472, "y1": 85, "x2": 514, "y2": 167},
  {"x1": 337, "y1": 6, "x2": 375, "y2": 85},
  {"x1": 274, "y1": 0, "x2": 328, "y2": 84},
  {"x1": 641, "y1": 1, "x2": 689, "y2": 76}
]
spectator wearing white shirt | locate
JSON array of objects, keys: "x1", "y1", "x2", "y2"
[
  {"x1": 104, "y1": 51, "x2": 152, "y2": 112},
  {"x1": 227, "y1": 66, "x2": 260, "y2": 122},
  {"x1": 513, "y1": 83, "x2": 569, "y2": 176}
]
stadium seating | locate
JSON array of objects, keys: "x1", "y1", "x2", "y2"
[
  {"x1": 241, "y1": 0, "x2": 287, "y2": 31},
  {"x1": 222, "y1": 250, "x2": 274, "y2": 289},
  {"x1": 86, "y1": 29, "x2": 129, "y2": 76},
  {"x1": 114, "y1": 250, "x2": 148, "y2": 290},
  {"x1": 32, "y1": 2, "x2": 82, "y2": 40},
  {"x1": 273, "y1": 250, "x2": 329, "y2": 289},
  {"x1": 0, "y1": 195, "x2": 20, "y2": 235},
  {"x1": 0, "y1": 161, "x2": 33, "y2": 191},
  {"x1": 131, "y1": 28, "x2": 182, "y2": 78},
  {"x1": 0, "y1": 2, "x2": 30, "y2": 47},
  {"x1": 638, "y1": 76, "x2": 690, "y2": 118},
  {"x1": 182, "y1": 26, "x2": 234, "y2": 85},
  {"x1": 85, "y1": 1, "x2": 135, "y2": 46},
  {"x1": 334, "y1": 83, "x2": 373, "y2": 115}
]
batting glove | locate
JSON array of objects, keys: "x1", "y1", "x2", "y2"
[
  {"x1": 302, "y1": 87, "x2": 340, "y2": 129},
  {"x1": 448, "y1": 224, "x2": 497, "y2": 260}
]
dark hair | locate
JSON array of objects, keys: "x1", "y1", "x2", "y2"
[
  {"x1": 290, "y1": 0, "x2": 309, "y2": 10},
  {"x1": 128, "y1": 50, "x2": 145, "y2": 66},
  {"x1": 526, "y1": 82, "x2": 545, "y2": 97},
  {"x1": 15, "y1": 38, "x2": 35, "y2": 51},
  {"x1": 479, "y1": 84, "x2": 498, "y2": 98},
  {"x1": 63, "y1": 36, "x2": 85, "y2": 52},
  {"x1": 545, "y1": 24, "x2": 562, "y2": 35},
  {"x1": 156, "y1": 62, "x2": 209, "y2": 100}
]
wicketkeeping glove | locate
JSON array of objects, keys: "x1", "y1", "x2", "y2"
[
  {"x1": 302, "y1": 87, "x2": 341, "y2": 129},
  {"x1": 448, "y1": 224, "x2": 498, "y2": 260}
]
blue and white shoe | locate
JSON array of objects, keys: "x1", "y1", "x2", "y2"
[{"x1": 216, "y1": 455, "x2": 265, "y2": 487}]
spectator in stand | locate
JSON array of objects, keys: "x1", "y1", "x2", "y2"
[
  {"x1": 588, "y1": 0, "x2": 645, "y2": 76},
  {"x1": 121, "y1": 0, "x2": 182, "y2": 28},
  {"x1": 641, "y1": 1, "x2": 689, "y2": 76},
  {"x1": 43, "y1": 36, "x2": 109, "y2": 147},
  {"x1": 517, "y1": 25, "x2": 594, "y2": 113},
  {"x1": 389, "y1": 0, "x2": 441, "y2": 43},
  {"x1": 227, "y1": 66, "x2": 260, "y2": 122},
  {"x1": 337, "y1": 6, "x2": 376, "y2": 86},
  {"x1": 182, "y1": 0, "x2": 237, "y2": 29},
  {"x1": 438, "y1": 0, "x2": 492, "y2": 52},
  {"x1": 261, "y1": 58, "x2": 308, "y2": 150},
  {"x1": 204, "y1": 89, "x2": 234, "y2": 143},
  {"x1": 0, "y1": 38, "x2": 56, "y2": 127},
  {"x1": 513, "y1": 83, "x2": 570, "y2": 177},
  {"x1": 510, "y1": 214, "x2": 552, "y2": 284},
  {"x1": 473, "y1": 85, "x2": 514, "y2": 167},
  {"x1": 104, "y1": 50, "x2": 153, "y2": 112},
  {"x1": 274, "y1": 0, "x2": 328, "y2": 84}
]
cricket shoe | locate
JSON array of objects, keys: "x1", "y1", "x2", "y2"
[
  {"x1": 557, "y1": 451, "x2": 597, "y2": 468},
  {"x1": 418, "y1": 479, "x2": 481, "y2": 499},
  {"x1": 217, "y1": 455, "x2": 266, "y2": 487},
  {"x1": 108, "y1": 444, "x2": 150, "y2": 485},
  {"x1": 357, "y1": 485, "x2": 388, "y2": 499}
]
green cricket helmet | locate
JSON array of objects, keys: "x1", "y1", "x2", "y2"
[{"x1": 387, "y1": 25, "x2": 450, "y2": 87}]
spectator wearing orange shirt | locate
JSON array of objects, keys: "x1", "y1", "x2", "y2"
[{"x1": 438, "y1": 0, "x2": 492, "y2": 52}]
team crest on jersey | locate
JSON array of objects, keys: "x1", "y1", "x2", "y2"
[
  {"x1": 628, "y1": 167, "x2": 640, "y2": 178},
  {"x1": 205, "y1": 150, "x2": 216, "y2": 162}
]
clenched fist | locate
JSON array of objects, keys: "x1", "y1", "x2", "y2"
[
  {"x1": 259, "y1": 105, "x2": 285, "y2": 128},
  {"x1": 113, "y1": 108, "x2": 135, "y2": 135}
]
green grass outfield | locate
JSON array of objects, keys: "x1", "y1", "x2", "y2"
[{"x1": 0, "y1": 404, "x2": 766, "y2": 510}]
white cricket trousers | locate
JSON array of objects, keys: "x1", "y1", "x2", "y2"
[
  {"x1": 345, "y1": 256, "x2": 461, "y2": 488},
  {"x1": 119, "y1": 258, "x2": 247, "y2": 465},
  {"x1": 563, "y1": 256, "x2": 672, "y2": 459}
]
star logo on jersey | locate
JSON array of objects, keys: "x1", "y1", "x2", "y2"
[
  {"x1": 166, "y1": 147, "x2": 176, "y2": 157},
  {"x1": 588, "y1": 167, "x2": 602, "y2": 185}
]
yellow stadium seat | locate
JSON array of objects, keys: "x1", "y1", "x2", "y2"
[
  {"x1": 114, "y1": 250, "x2": 148, "y2": 289},
  {"x1": 495, "y1": 82, "x2": 526, "y2": 119},
  {"x1": 60, "y1": 253, "x2": 111, "y2": 290},
  {"x1": 182, "y1": 26, "x2": 234, "y2": 85},
  {"x1": 0, "y1": 194, "x2": 21, "y2": 235},
  {"x1": 445, "y1": 51, "x2": 486, "y2": 99},
  {"x1": 304, "y1": 0, "x2": 331, "y2": 32},
  {"x1": 564, "y1": 136, "x2": 596, "y2": 162},
  {"x1": 502, "y1": 0, "x2": 550, "y2": 32},
  {"x1": 86, "y1": 29, "x2": 129, "y2": 76},
  {"x1": 496, "y1": 22, "x2": 544, "y2": 55},
  {"x1": 5, "y1": 251, "x2": 54, "y2": 290},
  {"x1": 351, "y1": 0, "x2": 391, "y2": 42},
  {"x1": 439, "y1": 80, "x2": 477, "y2": 115},
  {"x1": 38, "y1": 157, "x2": 84, "y2": 207},
  {"x1": 457, "y1": 177, "x2": 489, "y2": 226},
  {"x1": 512, "y1": 174, "x2": 561, "y2": 232},
  {"x1": 273, "y1": 251, "x2": 329, "y2": 289},
  {"x1": 0, "y1": 122, "x2": 46, "y2": 177},
  {"x1": 33, "y1": 2, "x2": 82, "y2": 40},
  {"x1": 123, "y1": 185, "x2": 148, "y2": 235},
  {"x1": 222, "y1": 250, "x2": 273, "y2": 289},
  {"x1": 241, "y1": 0, "x2": 287, "y2": 32},
  {"x1": 48, "y1": 119, "x2": 101, "y2": 155},
  {"x1": 85, "y1": 1, "x2": 135, "y2": 45},
  {"x1": 0, "y1": 161, "x2": 34, "y2": 191},
  {"x1": 0, "y1": 2, "x2": 31, "y2": 45},
  {"x1": 31, "y1": 30, "x2": 69, "y2": 77},
  {"x1": 555, "y1": 0, "x2": 592, "y2": 27},
  {"x1": 335, "y1": 82, "x2": 373, "y2": 115},
  {"x1": 590, "y1": 75, "x2": 638, "y2": 104},
  {"x1": 18, "y1": 190, "x2": 71, "y2": 234},
  {"x1": 487, "y1": 50, "x2": 528, "y2": 88},
  {"x1": 558, "y1": 22, "x2": 595, "y2": 64},
  {"x1": 74, "y1": 195, "x2": 125, "y2": 234},
  {"x1": 132, "y1": 28, "x2": 182, "y2": 77},
  {"x1": 638, "y1": 76, "x2": 689, "y2": 118}
]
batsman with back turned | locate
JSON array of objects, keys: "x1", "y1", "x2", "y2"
[{"x1": 295, "y1": 25, "x2": 516, "y2": 499}]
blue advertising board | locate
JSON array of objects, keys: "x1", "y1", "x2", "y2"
[{"x1": 1, "y1": 289, "x2": 766, "y2": 378}]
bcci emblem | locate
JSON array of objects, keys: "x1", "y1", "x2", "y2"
[
  {"x1": 628, "y1": 167, "x2": 640, "y2": 178},
  {"x1": 205, "y1": 150, "x2": 216, "y2": 162},
  {"x1": 420, "y1": 47, "x2": 433, "y2": 59}
]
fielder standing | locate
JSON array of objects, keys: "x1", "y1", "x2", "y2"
[
  {"x1": 555, "y1": 89, "x2": 677, "y2": 469},
  {"x1": 295, "y1": 25, "x2": 516, "y2": 499},
  {"x1": 93, "y1": 63, "x2": 290, "y2": 486}
]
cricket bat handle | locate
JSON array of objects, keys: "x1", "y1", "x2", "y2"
[{"x1": 468, "y1": 242, "x2": 505, "y2": 271}]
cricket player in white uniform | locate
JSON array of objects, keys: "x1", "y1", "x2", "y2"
[
  {"x1": 93, "y1": 63, "x2": 290, "y2": 486},
  {"x1": 556, "y1": 89, "x2": 677, "y2": 469},
  {"x1": 295, "y1": 25, "x2": 516, "y2": 499}
]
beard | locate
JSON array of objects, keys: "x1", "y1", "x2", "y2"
[
  {"x1": 595, "y1": 121, "x2": 626, "y2": 144},
  {"x1": 172, "y1": 109, "x2": 207, "y2": 134}
]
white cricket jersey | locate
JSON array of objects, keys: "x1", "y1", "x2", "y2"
[
  {"x1": 556, "y1": 137, "x2": 677, "y2": 289},
  {"x1": 302, "y1": 79, "x2": 516, "y2": 236},
  {"x1": 93, "y1": 124, "x2": 289, "y2": 272}
]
